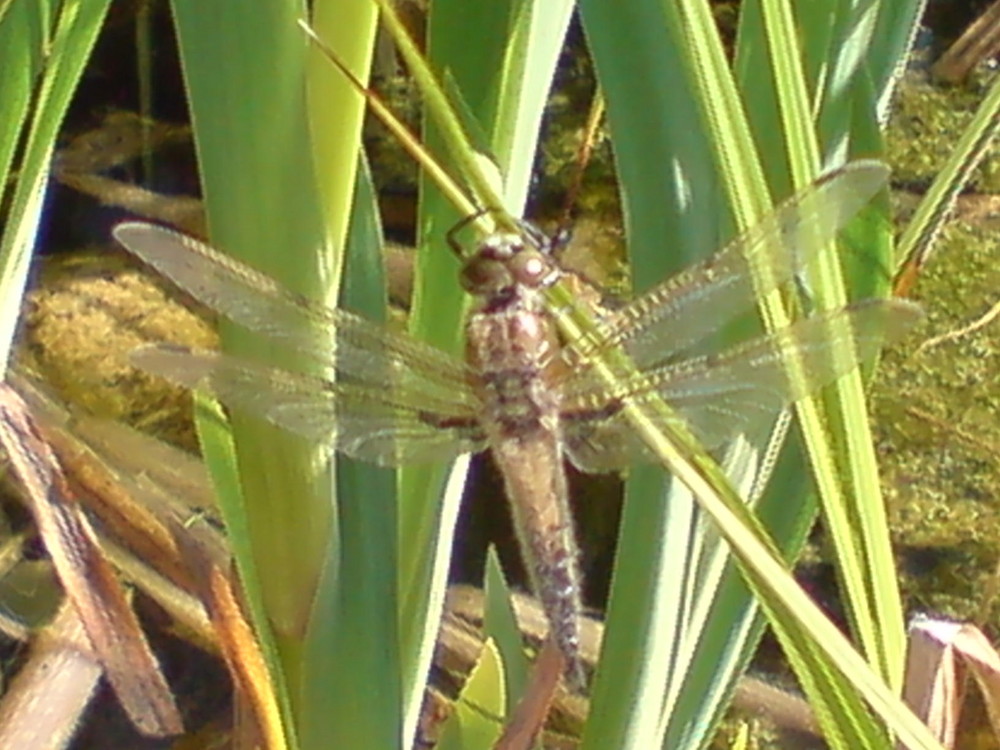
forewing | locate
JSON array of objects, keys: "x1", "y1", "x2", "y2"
[
  {"x1": 114, "y1": 222, "x2": 476, "y2": 409},
  {"x1": 570, "y1": 161, "x2": 890, "y2": 370},
  {"x1": 561, "y1": 298, "x2": 921, "y2": 472},
  {"x1": 132, "y1": 346, "x2": 487, "y2": 466}
]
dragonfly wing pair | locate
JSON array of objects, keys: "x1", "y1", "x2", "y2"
[
  {"x1": 542, "y1": 160, "x2": 920, "y2": 472},
  {"x1": 115, "y1": 222, "x2": 488, "y2": 466}
]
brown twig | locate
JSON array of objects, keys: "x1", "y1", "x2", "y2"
[{"x1": 0, "y1": 384, "x2": 183, "y2": 737}]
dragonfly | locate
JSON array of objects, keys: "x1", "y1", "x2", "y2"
[{"x1": 112, "y1": 160, "x2": 921, "y2": 688}]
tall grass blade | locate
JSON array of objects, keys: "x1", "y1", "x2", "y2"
[
  {"x1": 578, "y1": 0, "x2": 937, "y2": 747},
  {"x1": 0, "y1": 0, "x2": 112, "y2": 363}
]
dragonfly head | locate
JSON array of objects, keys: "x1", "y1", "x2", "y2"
[{"x1": 459, "y1": 231, "x2": 561, "y2": 300}]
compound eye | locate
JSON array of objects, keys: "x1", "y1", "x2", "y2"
[
  {"x1": 508, "y1": 249, "x2": 552, "y2": 288},
  {"x1": 460, "y1": 256, "x2": 510, "y2": 294}
]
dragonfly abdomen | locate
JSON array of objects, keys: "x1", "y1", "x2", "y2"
[
  {"x1": 466, "y1": 298, "x2": 587, "y2": 686},
  {"x1": 489, "y1": 427, "x2": 587, "y2": 688}
]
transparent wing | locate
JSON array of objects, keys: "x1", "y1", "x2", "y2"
[
  {"x1": 114, "y1": 222, "x2": 478, "y2": 411},
  {"x1": 133, "y1": 346, "x2": 487, "y2": 466},
  {"x1": 561, "y1": 299, "x2": 922, "y2": 472},
  {"x1": 569, "y1": 161, "x2": 891, "y2": 370}
]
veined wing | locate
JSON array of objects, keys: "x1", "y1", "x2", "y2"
[
  {"x1": 570, "y1": 161, "x2": 890, "y2": 370},
  {"x1": 560, "y1": 298, "x2": 922, "y2": 472},
  {"x1": 115, "y1": 221, "x2": 487, "y2": 464},
  {"x1": 132, "y1": 346, "x2": 487, "y2": 466},
  {"x1": 114, "y1": 222, "x2": 478, "y2": 412}
]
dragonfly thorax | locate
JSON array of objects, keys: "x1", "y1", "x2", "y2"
[{"x1": 459, "y1": 232, "x2": 561, "y2": 301}]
